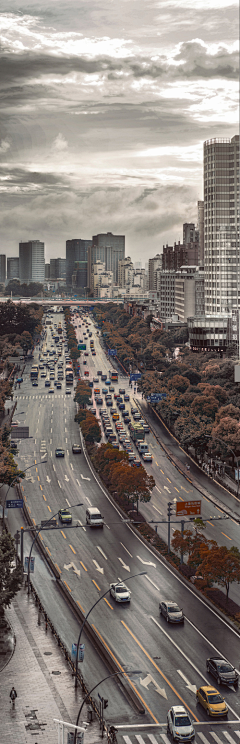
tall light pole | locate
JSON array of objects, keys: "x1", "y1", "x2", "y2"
[
  {"x1": 2, "y1": 459, "x2": 47, "y2": 533},
  {"x1": 74, "y1": 572, "x2": 147, "y2": 688},
  {"x1": 74, "y1": 670, "x2": 141, "y2": 744},
  {"x1": 27, "y1": 502, "x2": 83, "y2": 594}
]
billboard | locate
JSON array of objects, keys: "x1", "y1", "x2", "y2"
[
  {"x1": 176, "y1": 500, "x2": 201, "y2": 516},
  {"x1": 78, "y1": 344, "x2": 86, "y2": 350}
]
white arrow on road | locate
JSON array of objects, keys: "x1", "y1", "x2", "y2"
[
  {"x1": 164, "y1": 486, "x2": 171, "y2": 493},
  {"x1": 97, "y1": 546, "x2": 108, "y2": 560},
  {"x1": 177, "y1": 670, "x2": 197, "y2": 693},
  {"x1": 92, "y1": 559, "x2": 104, "y2": 574},
  {"x1": 137, "y1": 556, "x2": 156, "y2": 568},
  {"x1": 80, "y1": 474, "x2": 91, "y2": 481},
  {"x1": 118, "y1": 558, "x2": 130, "y2": 571},
  {"x1": 46, "y1": 475, "x2": 51, "y2": 483},
  {"x1": 63, "y1": 562, "x2": 81, "y2": 578},
  {"x1": 64, "y1": 475, "x2": 69, "y2": 482},
  {"x1": 140, "y1": 673, "x2": 167, "y2": 699},
  {"x1": 41, "y1": 453, "x2": 47, "y2": 459}
]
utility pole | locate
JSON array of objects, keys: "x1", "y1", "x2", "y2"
[{"x1": 167, "y1": 502, "x2": 175, "y2": 553}]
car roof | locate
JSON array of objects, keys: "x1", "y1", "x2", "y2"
[
  {"x1": 171, "y1": 706, "x2": 187, "y2": 714},
  {"x1": 87, "y1": 507, "x2": 101, "y2": 515},
  {"x1": 201, "y1": 686, "x2": 218, "y2": 693},
  {"x1": 112, "y1": 582, "x2": 128, "y2": 589},
  {"x1": 208, "y1": 657, "x2": 227, "y2": 663},
  {"x1": 165, "y1": 601, "x2": 179, "y2": 606}
]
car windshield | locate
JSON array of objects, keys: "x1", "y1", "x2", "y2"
[
  {"x1": 168, "y1": 605, "x2": 180, "y2": 613},
  {"x1": 175, "y1": 716, "x2": 191, "y2": 727},
  {"x1": 207, "y1": 693, "x2": 223, "y2": 703},
  {"x1": 91, "y1": 514, "x2": 102, "y2": 519},
  {"x1": 218, "y1": 664, "x2": 233, "y2": 672},
  {"x1": 116, "y1": 587, "x2": 127, "y2": 593}
]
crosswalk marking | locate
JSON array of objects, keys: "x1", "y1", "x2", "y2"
[
  {"x1": 198, "y1": 735, "x2": 211, "y2": 744},
  {"x1": 123, "y1": 737, "x2": 132, "y2": 744},
  {"x1": 136, "y1": 737, "x2": 146, "y2": 744},
  {"x1": 159, "y1": 736, "x2": 169, "y2": 744},
  {"x1": 148, "y1": 736, "x2": 159, "y2": 744},
  {"x1": 211, "y1": 735, "x2": 226, "y2": 744},
  {"x1": 222, "y1": 734, "x2": 238, "y2": 744},
  {"x1": 120, "y1": 731, "x2": 240, "y2": 744}
]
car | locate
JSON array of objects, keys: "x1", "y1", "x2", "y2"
[
  {"x1": 41, "y1": 372, "x2": 47, "y2": 378},
  {"x1": 92, "y1": 351, "x2": 96, "y2": 356},
  {"x1": 119, "y1": 388, "x2": 125, "y2": 394},
  {"x1": 101, "y1": 374, "x2": 107, "y2": 381},
  {"x1": 56, "y1": 383, "x2": 62, "y2": 389},
  {"x1": 97, "y1": 370, "x2": 102, "y2": 376},
  {"x1": 48, "y1": 388, "x2": 54, "y2": 394},
  {"x1": 127, "y1": 451, "x2": 135, "y2": 460},
  {"x1": 196, "y1": 686, "x2": 228, "y2": 717},
  {"x1": 131, "y1": 458, "x2": 142, "y2": 467},
  {"x1": 83, "y1": 360, "x2": 87, "y2": 365},
  {"x1": 110, "y1": 582, "x2": 131, "y2": 602},
  {"x1": 96, "y1": 397, "x2": 103, "y2": 405},
  {"x1": 206, "y1": 657, "x2": 238, "y2": 688},
  {"x1": 39, "y1": 364, "x2": 44, "y2": 369},
  {"x1": 105, "y1": 380, "x2": 111, "y2": 385},
  {"x1": 131, "y1": 407, "x2": 138, "y2": 414},
  {"x1": 167, "y1": 706, "x2": 195, "y2": 742},
  {"x1": 124, "y1": 394, "x2": 130, "y2": 401},
  {"x1": 159, "y1": 600, "x2": 184, "y2": 623},
  {"x1": 84, "y1": 370, "x2": 89, "y2": 376},
  {"x1": 66, "y1": 388, "x2": 71, "y2": 394},
  {"x1": 84, "y1": 352, "x2": 89, "y2": 356},
  {"x1": 123, "y1": 415, "x2": 130, "y2": 423},
  {"x1": 54, "y1": 380, "x2": 58, "y2": 386},
  {"x1": 106, "y1": 400, "x2": 112, "y2": 407},
  {"x1": 89, "y1": 407, "x2": 96, "y2": 416},
  {"x1": 45, "y1": 380, "x2": 51, "y2": 387},
  {"x1": 109, "y1": 386, "x2": 115, "y2": 392},
  {"x1": 111, "y1": 441, "x2": 119, "y2": 449},
  {"x1": 123, "y1": 439, "x2": 131, "y2": 448},
  {"x1": 32, "y1": 381, "x2": 38, "y2": 386},
  {"x1": 50, "y1": 374, "x2": 55, "y2": 379},
  {"x1": 58, "y1": 508, "x2": 72, "y2": 524},
  {"x1": 142, "y1": 452, "x2": 152, "y2": 462},
  {"x1": 93, "y1": 377, "x2": 99, "y2": 383},
  {"x1": 133, "y1": 412, "x2": 141, "y2": 420},
  {"x1": 142, "y1": 424, "x2": 150, "y2": 433},
  {"x1": 72, "y1": 444, "x2": 82, "y2": 454},
  {"x1": 55, "y1": 447, "x2": 65, "y2": 457},
  {"x1": 118, "y1": 433, "x2": 127, "y2": 442}
]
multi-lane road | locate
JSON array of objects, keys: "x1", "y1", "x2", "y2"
[{"x1": 8, "y1": 308, "x2": 240, "y2": 739}]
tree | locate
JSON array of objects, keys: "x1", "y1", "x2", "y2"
[
  {"x1": 191, "y1": 395, "x2": 219, "y2": 421},
  {"x1": 74, "y1": 382, "x2": 91, "y2": 408},
  {"x1": 108, "y1": 461, "x2": 155, "y2": 511},
  {"x1": 169, "y1": 375, "x2": 190, "y2": 394},
  {"x1": 197, "y1": 545, "x2": 240, "y2": 599},
  {"x1": 211, "y1": 417, "x2": 240, "y2": 457},
  {"x1": 80, "y1": 412, "x2": 101, "y2": 443},
  {"x1": 0, "y1": 532, "x2": 22, "y2": 616},
  {"x1": 215, "y1": 404, "x2": 240, "y2": 424}
]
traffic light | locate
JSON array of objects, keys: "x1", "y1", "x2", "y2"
[
  {"x1": 167, "y1": 502, "x2": 175, "y2": 518},
  {"x1": 103, "y1": 699, "x2": 108, "y2": 709}
]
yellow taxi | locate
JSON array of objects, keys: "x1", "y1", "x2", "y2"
[
  {"x1": 196, "y1": 686, "x2": 228, "y2": 717},
  {"x1": 112, "y1": 413, "x2": 120, "y2": 421}
]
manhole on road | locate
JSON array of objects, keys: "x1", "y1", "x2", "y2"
[
  {"x1": 52, "y1": 670, "x2": 61, "y2": 675},
  {"x1": 44, "y1": 651, "x2": 52, "y2": 655}
]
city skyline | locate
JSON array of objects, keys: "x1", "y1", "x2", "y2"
[{"x1": 0, "y1": 0, "x2": 238, "y2": 261}]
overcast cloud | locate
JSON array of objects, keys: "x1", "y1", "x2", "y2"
[{"x1": 0, "y1": 0, "x2": 238, "y2": 261}]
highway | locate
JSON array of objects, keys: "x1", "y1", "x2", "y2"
[{"x1": 9, "y1": 308, "x2": 240, "y2": 739}]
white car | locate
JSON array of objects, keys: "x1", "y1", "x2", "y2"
[
  {"x1": 167, "y1": 706, "x2": 195, "y2": 741},
  {"x1": 142, "y1": 452, "x2": 152, "y2": 462},
  {"x1": 110, "y1": 582, "x2": 131, "y2": 603}
]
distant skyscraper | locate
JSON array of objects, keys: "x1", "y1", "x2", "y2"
[
  {"x1": 0, "y1": 255, "x2": 6, "y2": 283},
  {"x1": 197, "y1": 200, "x2": 204, "y2": 266},
  {"x1": 88, "y1": 232, "x2": 125, "y2": 289},
  {"x1": 50, "y1": 258, "x2": 66, "y2": 280},
  {"x1": 204, "y1": 135, "x2": 239, "y2": 313},
  {"x1": 7, "y1": 257, "x2": 19, "y2": 281},
  {"x1": 148, "y1": 254, "x2": 162, "y2": 290},
  {"x1": 66, "y1": 239, "x2": 92, "y2": 285},
  {"x1": 19, "y1": 241, "x2": 45, "y2": 283}
]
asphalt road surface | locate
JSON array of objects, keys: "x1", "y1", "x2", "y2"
[{"x1": 9, "y1": 308, "x2": 240, "y2": 735}]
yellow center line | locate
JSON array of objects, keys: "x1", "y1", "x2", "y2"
[
  {"x1": 47, "y1": 505, "x2": 52, "y2": 512},
  {"x1": 46, "y1": 546, "x2": 51, "y2": 556},
  {"x1": 92, "y1": 624, "x2": 158, "y2": 723},
  {"x1": 207, "y1": 521, "x2": 214, "y2": 527},
  {"x1": 63, "y1": 580, "x2": 72, "y2": 593},
  {"x1": 120, "y1": 620, "x2": 199, "y2": 723},
  {"x1": 221, "y1": 532, "x2": 232, "y2": 540},
  {"x1": 35, "y1": 467, "x2": 38, "y2": 473},
  {"x1": 42, "y1": 494, "x2": 46, "y2": 501},
  {"x1": 92, "y1": 579, "x2": 100, "y2": 591},
  {"x1": 160, "y1": 469, "x2": 164, "y2": 474},
  {"x1": 39, "y1": 485, "x2": 42, "y2": 491},
  {"x1": 35, "y1": 460, "x2": 37, "y2": 465},
  {"x1": 166, "y1": 478, "x2": 171, "y2": 483},
  {"x1": 80, "y1": 561, "x2": 87, "y2": 571},
  {"x1": 55, "y1": 563, "x2": 61, "y2": 573},
  {"x1": 174, "y1": 487, "x2": 179, "y2": 492},
  {"x1": 216, "y1": 506, "x2": 224, "y2": 512},
  {"x1": 37, "y1": 475, "x2": 40, "y2": 481},
  {"x1": 61, "y1": 530, "x2": 66, "y2": 539},
  {"x1": 39, "y1": 534, "x2": 43, "y2": 541},
  {"x1": 69, "y1": 544, "x2": 76, "y2": 554},
  {"x1": 77, "y1": 601, "x2": 85, "y2": 614},
  {"x1": 32, "y1": 517, "x2": 36, "y2": 525},
  {"x1": 104, "y1": 598, "x2": 114, "y2": 610}
]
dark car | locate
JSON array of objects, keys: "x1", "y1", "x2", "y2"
[
  {"x1": 159, "y1": 600, "x2": 184, "y2": 623},
  {"x1": 32, "y1": 381, "x2": 38, "y2": 386},
  {"x1": 55, "y1": 447, "x2": 65, "y2": 457},
  {"x1": 45, "y1": 380, "x2": 51, "y2": 387},
  {"x1": 56, "y1": 383, "x2": 62, "y2": 389},
  {"x1": 119, "y1": 388, "x2": 125, "y2": 394},
  {"x1": 97, "y1": 370, "x2": 102, "y2": 376},
  {"x1": 206, "y1": 657, "x2": 238, "y2": 688},
  {"x1": 72, "y1": 444, "x2": 81, "y2": 454}
]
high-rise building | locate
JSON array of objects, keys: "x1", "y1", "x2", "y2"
[
  {"x1": 72, "y1": 261, "x2": 88, "y2": 291},
  {"x1": 175, "y1": 266, "x2": 204, "y2": 322},
  {"x1": 88, "y1": 232, "x2": 125, "y2": 290},
  {"x1": 156, "y1": 269, "x2": 175, "y2": 317},
  {"x1": 0, "y1": 255, "x2": 6, "y2": 283},
  {"x1": 19, "y1": 241, "x2": 45, "y2": 283},
  {"x1": 118, "y1": 257, "x2": 134, "y2": 287},
  {"x1": 45, "y1": 263, "x2": 50, "y2": 279},
  {"x1": 148, "y1": 254, "x2": 162, "y2": 290},
  {"x1": 197, "y1": 200, "x2": 204, "y2": 265},
  {"x1": 204, "y1": 135, "x2": 239, "y2": 314},
  {"x1": 7, "y1": 257, "x2": 19, "y2": 281},
  {"x1": 66, "y1": 239, "x2": 92, "y2": 286},
  {"x1": 50, "y1": 258, "x2": 66, "y2": 280}
]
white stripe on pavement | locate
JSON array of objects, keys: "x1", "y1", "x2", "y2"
[
  {"x1": 222, "y1": 734, "x2": 238, "y2": 744},
  {"x1": 147, "y1": 735, "x2": 159, "y2": 744},
  {"x1": 211, "y1": 734, "x2": 225, "y2": 744},
  {"x1": 136, "y1": 736, "x2": 146, "y2": 744},
  {"x1": 198, "y1": 735, "x2": 211, "y2": 744}
]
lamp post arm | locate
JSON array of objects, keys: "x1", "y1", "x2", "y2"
[{"x1": 74, "y1": 670, "x2": 140, "y2": 744}]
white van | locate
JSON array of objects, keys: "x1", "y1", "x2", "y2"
[
  {"x1": 86, "y1": 507, "x2": 104, "y2": 528},
  {"x1": 137, "y1": 442, "x2": 149, "y2": 454}
]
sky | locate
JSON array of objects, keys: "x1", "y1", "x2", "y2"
[{"x1": 0, "y1": 0, "x2": 238, "y2": 263}]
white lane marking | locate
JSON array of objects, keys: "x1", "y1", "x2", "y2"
[
  {"x1": 198, "y1": 735, "x2": 209, "y2": 744},
  {"x1": 136, "y1": 736, "x2": 148, "y2": 744},
  {"x1": 53, "y1": 464, "x2": 56, "y2": 472},
  {"x1": 86, "y1": 496, "x2": 91, "y2": 505},
  {"x1": 155, "y1": 486, "x2": 162, "y2": 494},
  {"x1": 159, "y1": 736, "x2": 170, "y2": 744},
  {"x1": 185, "y1": 617, "x2": 239, "y2": 662},
  {"x1": 105, "y1": 523, "x2": 110, "y2": 529},
  {"x1": 66, "y1": 498, "x2": 71, "y2": 507},
  {"x1": 118, "y1": 557, "x2": 130, "y2": 571},
  {"x1": 177, "y1": 669, "x2": 197, "y2": 693},
  {"x1": 123, "y1": 737, "x2": 132, "y2": 744},
  {"x1": 148, "y1": 735, "x2": 159, "y2": 744},
  {"x1": 70, "y1": 463, "x2": 73, "y2": 470},
  {"x1": 58, "y1": 480, "x2": 62, "y2": 488},
  {"x1": 50, "y1": 428, "x2": 52, "y2": 433},
  {"x1": 145, "y1": 576, "x2": 159, "y2": 591},
  {"x1": 120, "y1": 543, "x2": 133, "y2": 558},
  {"x1": 152, "y1": 504, "x2": 162, "y2": 515},
  {"x1": 78, "y1": 519, "x2": 86, "y2": 532},
  {"x1": 137, "y1": 556, "x2": 156, "y2": 568},
  {"x1": 65, "y1": 427, "x2": 67, "y2": 432},
  {"x1": 211, "y1": 735, "x2": 226, "y2": 744},
  {"x1": 163, "y1": 486, "x2": 171, "y2": 493},
  {"x1": 65, "y1": 438, "x2": 68, "y2": 443},
  {"x1": 50, "y1": 439, "x2": 52, "y2": 444},
  {"x1": 80, "y1": 473, "x2": 91, "y2": 481},
  {"x1": 151, "y1": 617, "x2": 238, "y2": 720},
  {"x1": 222, "y1": 734, "x2": 238, "y2": 744},
  {"x1": 97, "y1": 546, "x2": 107, "y2": 560},
  {"x1": 67, "y1": 450, "x2": 69, "y2": 456},
  {"x1": 93, "y1": 559, "x2": 104, "y2": 574},
  {"x1": 64, "y1": 475, "x2": 69, "y2": 482},
  {"x1": 139, "y1": 674, "x2": 167, "y2": 699},
  {"x1": 46, "y1": 475, "x2": 51, "y2": 483},
  {"x1": 76, "y1": 479, "x2": 80, "y2": 487}
]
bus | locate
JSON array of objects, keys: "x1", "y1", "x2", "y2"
[
  {"x1": 109, "y1": 370, "x2": 118, "y2": 383},
  {"x1": 30, "y1": 365, "x2": 38, "y2": 379},
  {"x1": 66, "y1": 365, "x2": 73, "y2": 385}
]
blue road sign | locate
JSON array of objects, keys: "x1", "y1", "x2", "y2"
[
  {"x1": 71, "y1": 643, "x2": 85, "y2": 662},
  {"x1": 108, "y1": 349, "x2": 117, "y2": 356},
  {"x1": 6, "y1": 499, "x2": 23, "y2": 509},
  {"x1": 24, "y1": 556, "x2": 35, "y2": 573},
  {"x1": 130, "y1": 373, "x2": 142, "y2": 382},
  {"x1": 147, "y1": 393, "x2": 167, "y2": 402}
]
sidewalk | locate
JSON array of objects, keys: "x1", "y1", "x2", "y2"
[{"x1": 0, "y1": 587, "x2": 104, "y2": 744}]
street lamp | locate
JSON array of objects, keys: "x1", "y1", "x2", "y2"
[
  {"x1": 74, "y1": 571, "x2": 147, "y2": 688},
  {"x1": 74, "y1": 670, "x2": 141, "y2": 744},
  {"x1": 2, "y1": 459, "x2": 47, "y2": 533},
  {"x1": 27, "y1": 501, "x2": 83, "y2": 595}
]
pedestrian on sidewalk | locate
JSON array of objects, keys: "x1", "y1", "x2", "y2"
[{"x1": 10, "y1": 686, "x2": 17, "y2": 706}]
